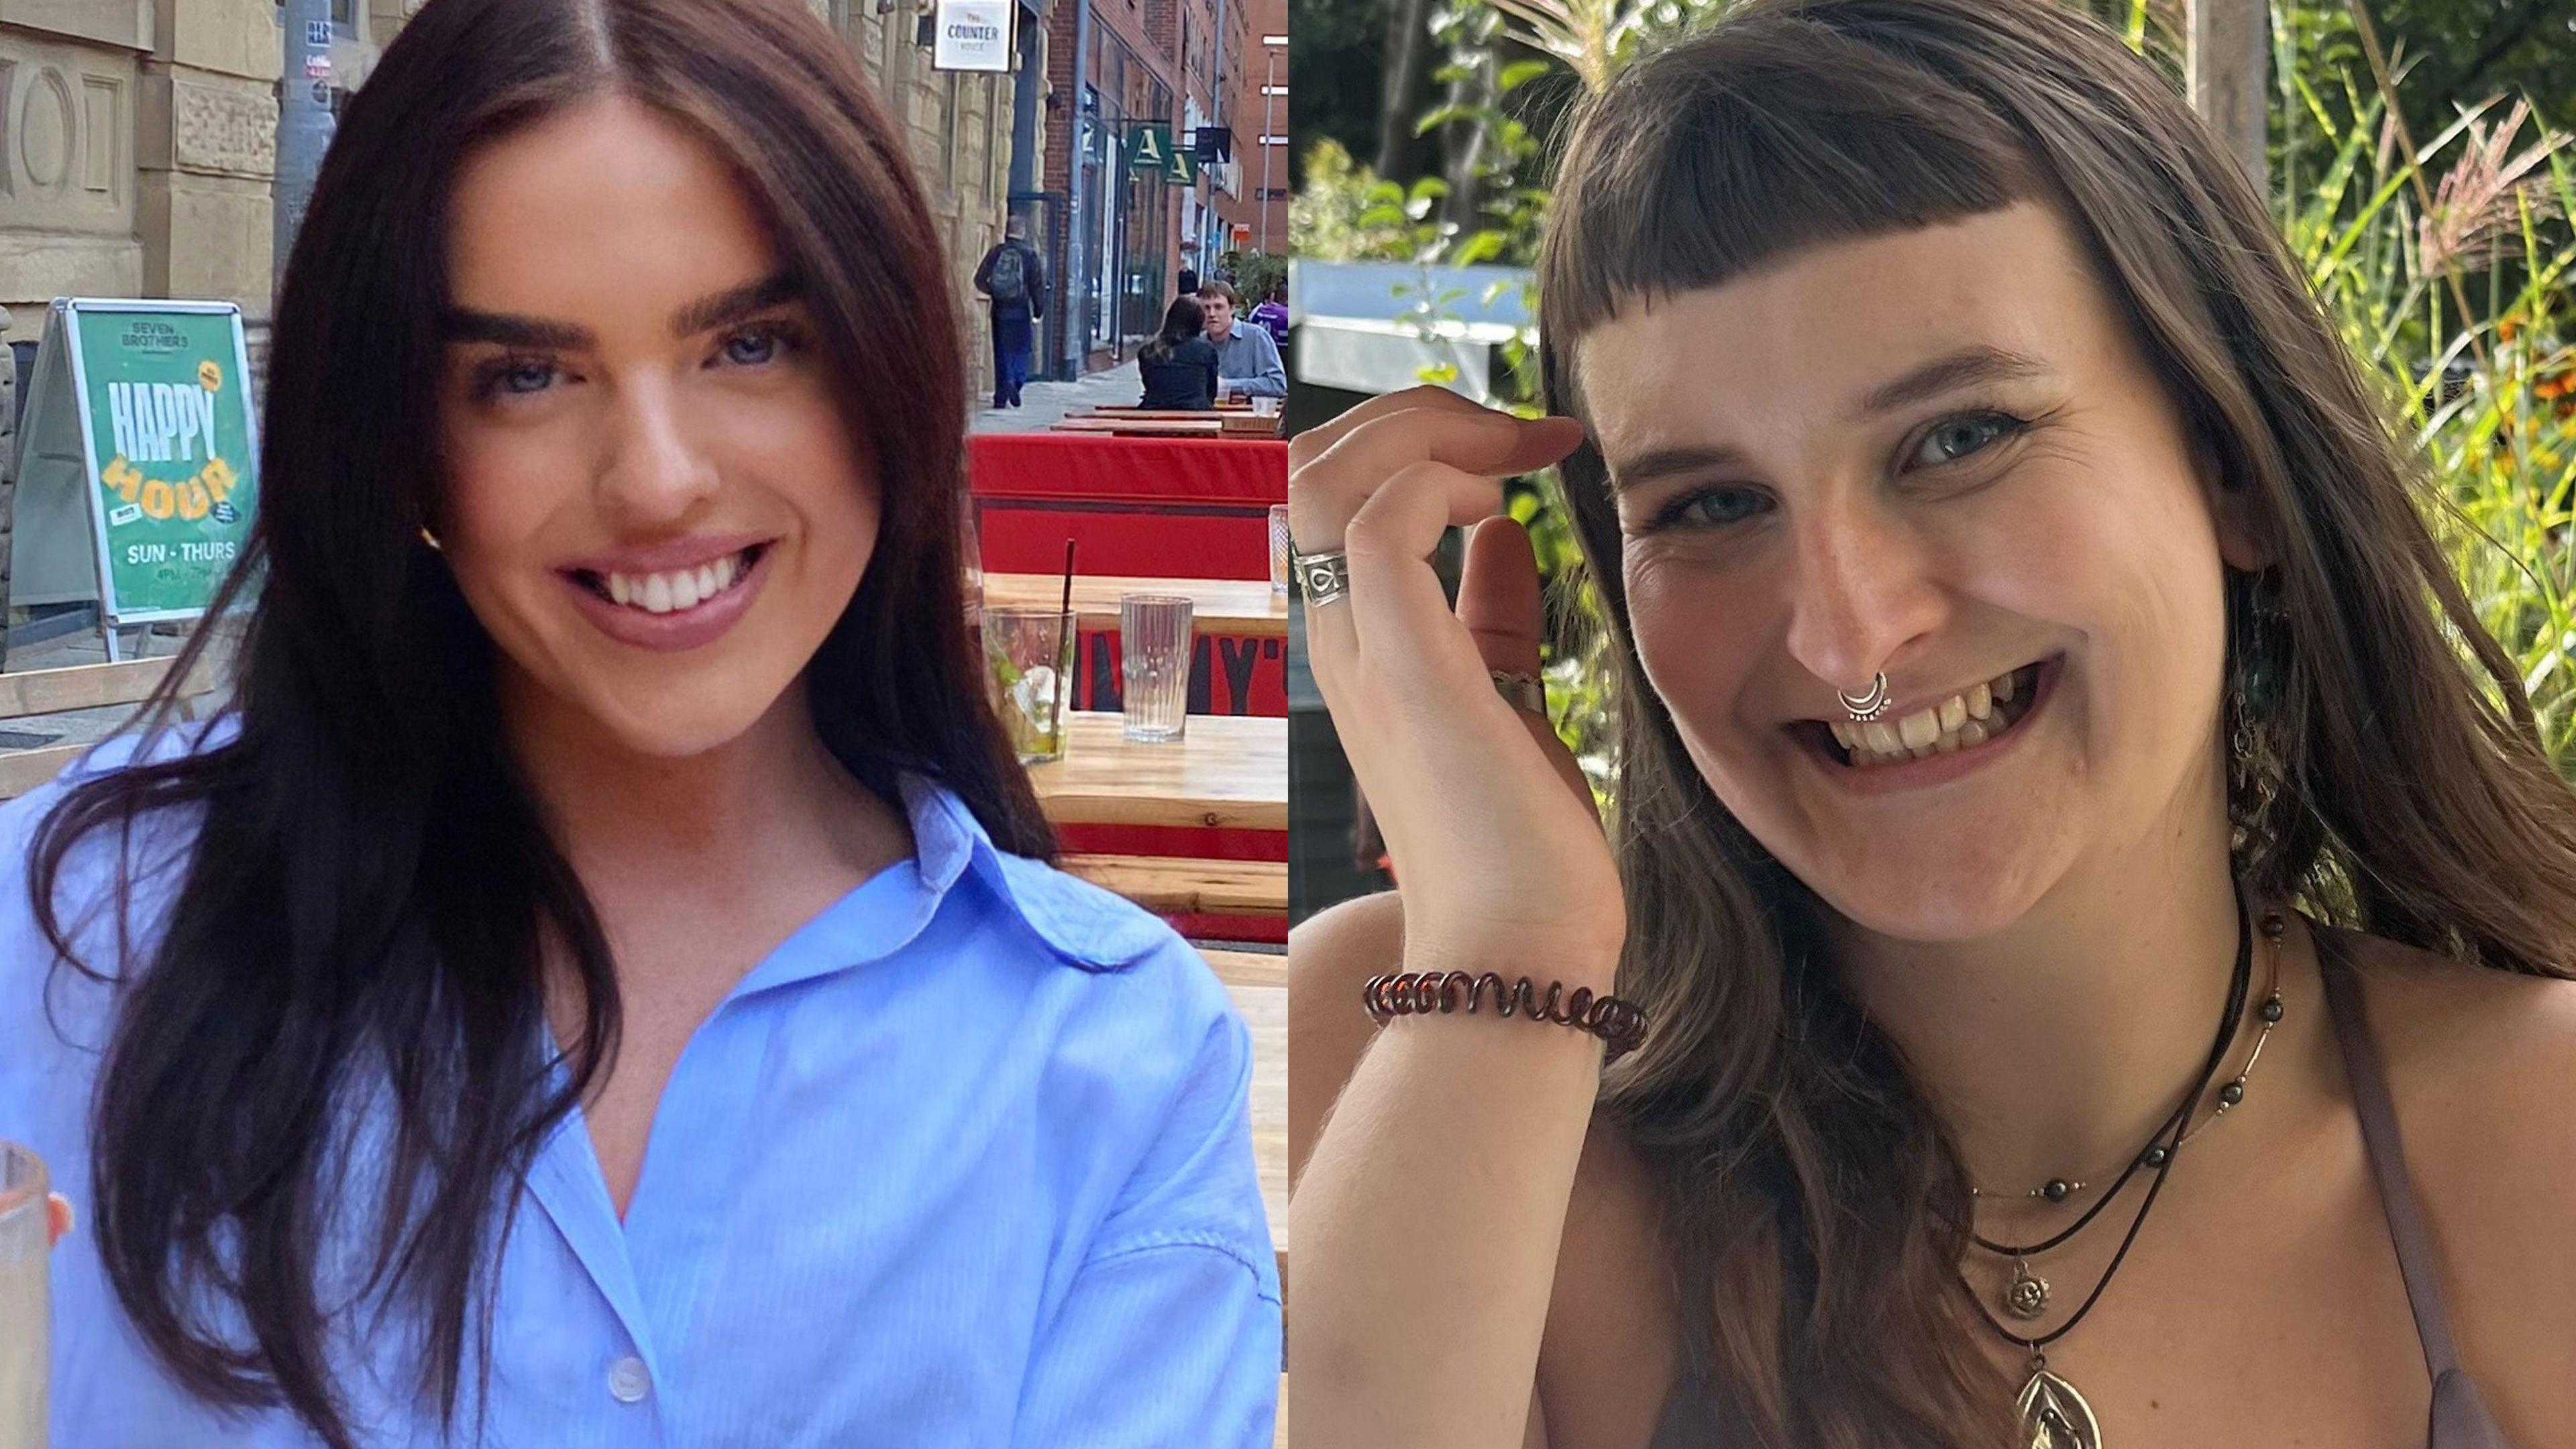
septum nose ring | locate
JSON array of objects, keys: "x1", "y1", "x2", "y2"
[{"x1": 1839, "y1": 672, "x2": 1890, "y2": 722}]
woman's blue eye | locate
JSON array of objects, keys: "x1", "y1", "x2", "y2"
[
  {"x1": 1663, "y1": 487, "x2": 1770, "y2": 529},
  {"x1": 722, "y1": 329, "x2": 782, "y2": 366},
  {"x1": 498, "y1": 361, "x2": 555, "y2": 395},
  {"x1": 1912, "y1": 413, "x2": 2019, "y2": 468}
]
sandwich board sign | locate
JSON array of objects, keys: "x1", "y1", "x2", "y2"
[{"x1": 5, "y1": 299, "x2": 259, "y2": 659}]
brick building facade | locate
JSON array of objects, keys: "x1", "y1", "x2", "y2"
[
  {"x1": 1225, "y1": 0, "x2": 1286, "y2": 258},
  {"x1": 1038, "y1": 0, "x2": 1261, "y2": 378}
]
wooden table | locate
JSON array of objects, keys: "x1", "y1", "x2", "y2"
[
  {"x1": 1029, "y1": 712, "x2": 1285, "y2": 831},
  {"x1": 1077, "y1": 407, "x2": 1284, "y2": 439},
  {"x1": 980, "y1": 573, "x2": 1289, "y2": 639},
  {"x1": 1049, "y1": 416, "x2": 1227, "y2": 437}
]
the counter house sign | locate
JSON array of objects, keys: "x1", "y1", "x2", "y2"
[{"x1": 931, "y1": 0, "x2": 1012, "y2": 72}]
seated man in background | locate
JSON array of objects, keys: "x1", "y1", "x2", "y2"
[{"x1": 1197, "y1": 281, "x2": 1286, "y2": 400}]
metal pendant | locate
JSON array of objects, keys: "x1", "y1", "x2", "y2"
[
  {"x1": 2017, "y1": 1362, "x2": 2103, "y2": 1449},
  {"x1": 2003, "y1": 1256, "x2": 2051, "y2": 1320}
]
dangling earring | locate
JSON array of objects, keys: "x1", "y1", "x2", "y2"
[
  {"x1": 2226, "y1": 570, "x2": 2290, "y2": 869},
  {"x1": 419, "y1": 526, "x2": 444, "y2": 553}
]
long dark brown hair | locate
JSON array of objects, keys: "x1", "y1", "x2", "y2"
[
  {"x1": 26, "y1": 0, "x2": 1050, "y2": 1442},
  {"x1": 1142, "y1": 296, "x2": 1210, "y2": 365},
  {"x1": 1535, "y1": 1, "x2": 2576, "y2": 1442}
]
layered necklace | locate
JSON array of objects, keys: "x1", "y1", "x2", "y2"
[{"x1": 1957, "y1": 890, "x2": 2287, "y2": 1449}]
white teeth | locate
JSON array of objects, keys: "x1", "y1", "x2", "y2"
[
  {"x1": 598, "y1": 551, "x2": 754, "y2": 613},
  {"x1": 1837, "y1": 663, "x2": 2039, "y2": 769}
]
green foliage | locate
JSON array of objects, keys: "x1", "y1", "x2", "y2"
[
  {"x1": 1223, "y1": 249, "x2": 1292, "y2": 303},
  {"x1": 1289, "y1": 138, "x2": 1436, "y2": 262},
  {"x1": 2278, "y1": 60, "x2": 2576, "y2": 759}
]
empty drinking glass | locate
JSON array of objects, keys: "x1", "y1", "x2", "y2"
[
  {"x1": 984, "y1": 606, "x2": 1074, "y2": 764},
  {"x1": 1120, "y1": 594, "x2": 1194, "y2": 743},
  {"x1": 1, "y1": 1142, "x2": 48, "y2": 1449}
]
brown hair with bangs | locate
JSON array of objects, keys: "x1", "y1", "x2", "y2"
[{"x1": 1535, "y1": 0, "x2": 2576, "y2": 1442}]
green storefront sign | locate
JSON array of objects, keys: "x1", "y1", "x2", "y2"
[
  {"x1": 8, "y1": 299, "x2": 260, "y2": 627},
  {"x1": 1124, "y1": 121, "x2": 1197, "y2": 185}
]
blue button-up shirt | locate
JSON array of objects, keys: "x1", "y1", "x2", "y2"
[
  {"x1": 0, "y1": 730, "x2": 1281, "y2": 1448},
  {"x1": 1209, "y1": 321, "x2": 1287, "y2": 399}
]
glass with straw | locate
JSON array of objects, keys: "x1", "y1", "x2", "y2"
[{"x1": 985, "y1": 541, "x2": 1077, "y2": 764}]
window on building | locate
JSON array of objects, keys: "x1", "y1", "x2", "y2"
[{"x1": 331, "y1": 0, "x2": 358, "y2": 27}]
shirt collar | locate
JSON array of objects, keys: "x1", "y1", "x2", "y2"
[
  {"x1": 902, "y1": 772, "x2": 1171, "y2": 971},
  {"x1": 729, "y1": 771, "x2": 1169, "y2": 998}
]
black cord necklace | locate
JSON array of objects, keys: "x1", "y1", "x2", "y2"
[{"x1": 1962, "y1": 888, "x2": 2255, "y2": 1449}]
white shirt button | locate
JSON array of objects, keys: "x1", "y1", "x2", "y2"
[{"x1": 607, "y1": 1355, "x2": 650, "y2": 1404}]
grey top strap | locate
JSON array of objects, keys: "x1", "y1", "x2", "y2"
[
  {"x1": 2316, "y1": 931, "x2": 2465, "y2": 1378},
  {"x1": 2318, "y1": 932, "x2": 2516, "y2": 1448}
]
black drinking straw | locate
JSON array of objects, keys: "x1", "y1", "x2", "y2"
[{"x1": 1057, "y1": 539, "x2": 1077, "y2": 718}]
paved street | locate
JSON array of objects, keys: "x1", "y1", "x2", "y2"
[{"x1": 970, "y1": 362, "x2": 1141, "y2": 433}]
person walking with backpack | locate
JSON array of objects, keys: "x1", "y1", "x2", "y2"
[{"x1": 973, "y1": 214, "x2": 1049, "y2": 408}]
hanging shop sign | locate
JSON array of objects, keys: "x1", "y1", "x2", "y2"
[{"x1": 931, "y1": 0, "x2": 1013, "y2": 72}]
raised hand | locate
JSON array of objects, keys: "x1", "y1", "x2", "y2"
[{"x1": 1289, "y1": 386, "x2": 1625, "y2": 987}]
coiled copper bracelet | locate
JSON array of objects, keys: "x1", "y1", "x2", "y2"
[{"x1": 1362, "y1": 971, "x2": 1650, "y2": 1063}]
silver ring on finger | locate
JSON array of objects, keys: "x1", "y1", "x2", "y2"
[
  {"x1": 1491, "y1": 669, "x2": 1546, "y2": 715},
  {"x1": 1294, "y1": 549, "x2": 1352, "y2": 607}
]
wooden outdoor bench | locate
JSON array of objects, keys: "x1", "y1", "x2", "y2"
[
  {"x1": 0, "y1": 656, "x2": 219, "y2": 800},
  {"x1": 1063, "y1": 853, "x2": 1288, "y2": 917}
]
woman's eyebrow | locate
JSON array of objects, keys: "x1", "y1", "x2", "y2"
[
  {"x1": 1855, "y1": 344, "x2": 2054, "y2": 419},
  {"x1": 437, "y1": 272, "x2": 802, "y2": 348},
  {"x1": 440, "y1": 309, "x2": 588, "y2": 348},
  {"x1": 1604, "y1": 345, "x2": 2055, "y2": 493},
  {"x1": 667, "y1": 272, "x2": 802, "y2": 338},
  {"x1": 1607, "y1": 443, "x2": 1758, "y2": 495}
]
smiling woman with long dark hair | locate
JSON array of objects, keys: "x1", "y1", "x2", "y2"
[{"x1": 0, "y1": 0, "x2": 1278, "y2": 1444}]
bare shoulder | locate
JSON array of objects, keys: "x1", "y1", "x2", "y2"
[
  {"x1": 2333, "y1": 924, "x2": 2576, "y2": 1131},
  {"x1": 2330, "y1": 924, "x2": 2576, "y2": 1428}
]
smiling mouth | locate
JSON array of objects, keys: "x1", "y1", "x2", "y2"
[
  {"x1": 570, "y1": 543, "x2": 768, "y2": 616},
  {"x1": 1801, "y1": 657, "x2": 2052, "y2": 769}
]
